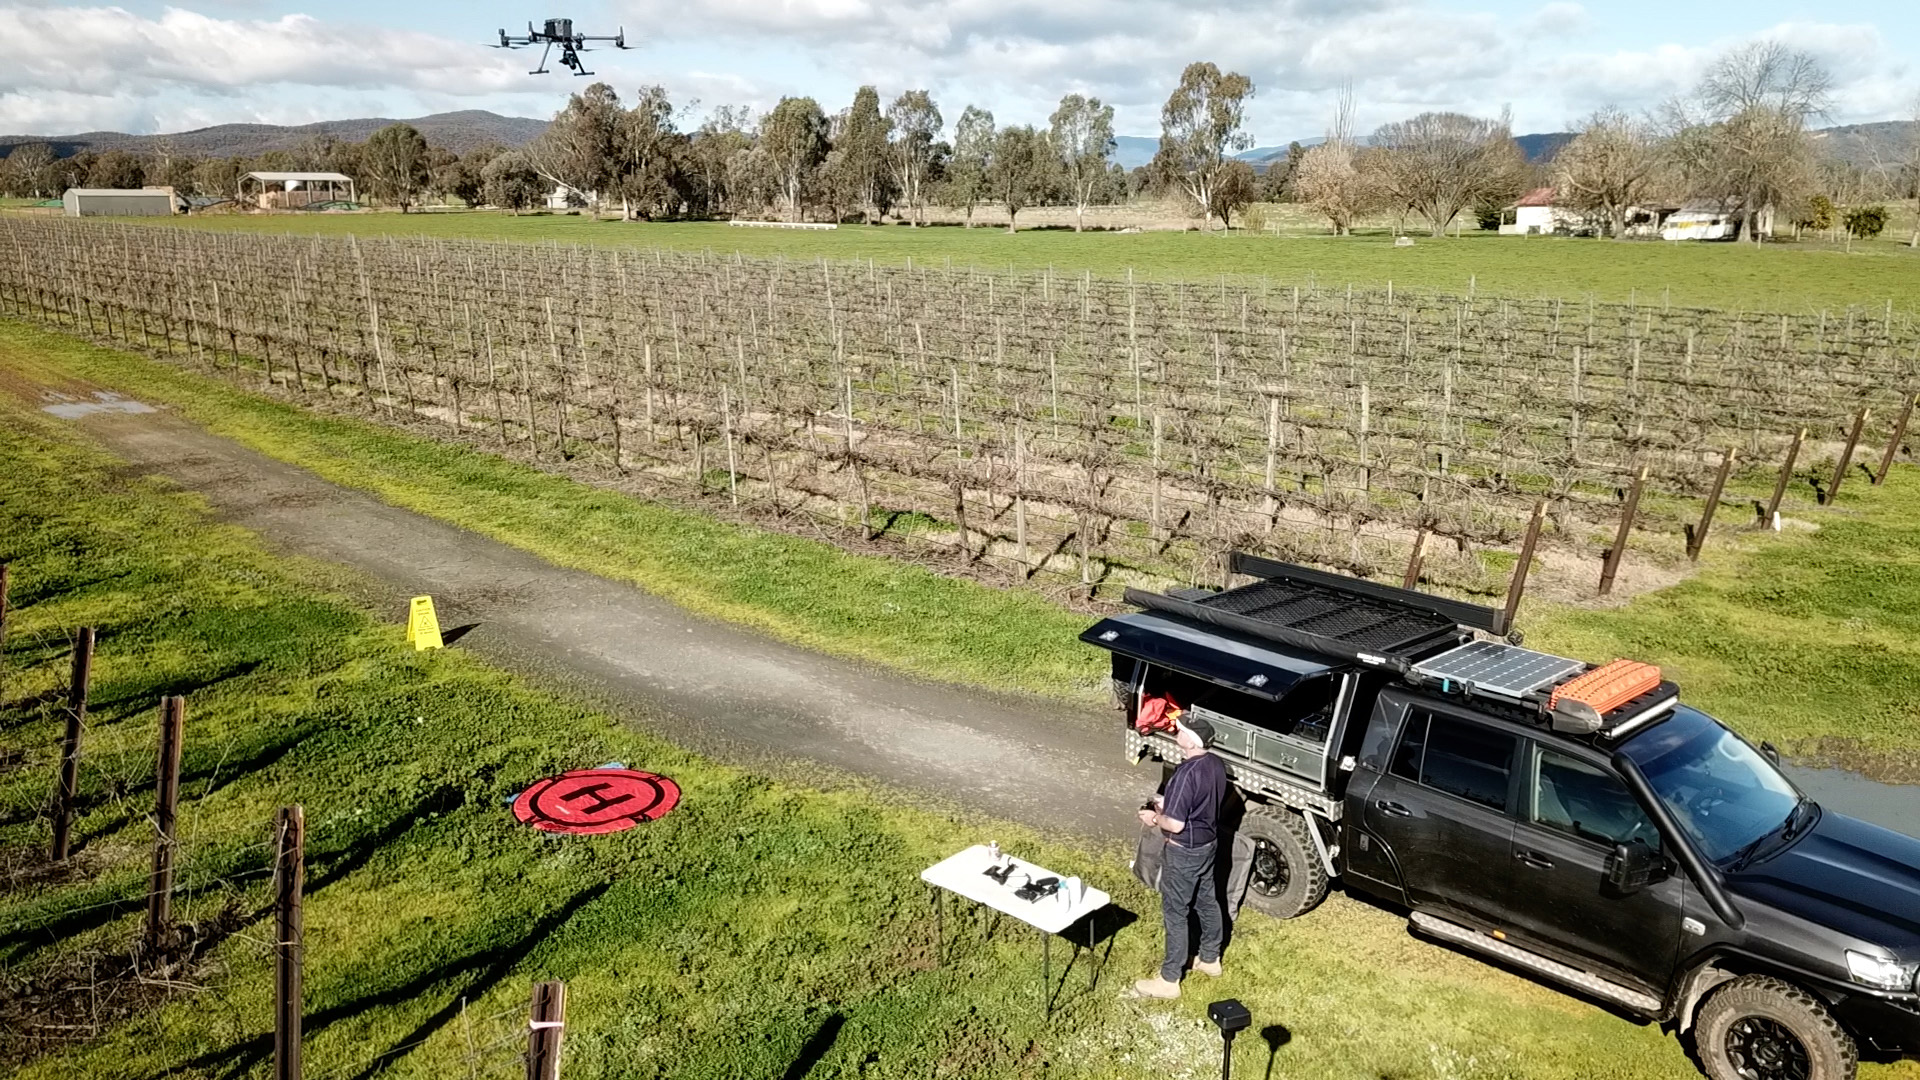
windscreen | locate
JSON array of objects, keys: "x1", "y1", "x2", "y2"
[{"x1": 1620, "y1": 705, "x2": 1800, "y2": 863}]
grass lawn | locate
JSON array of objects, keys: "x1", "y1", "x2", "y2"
[
  {"x1": 5, "y1": 353, "x2": 1863, "y2": 1080},
  {"x1": 108, "y1": 209, "x2": 1920, "y2": 314},
  {"x1": 6, "y1": 320, "x2": 1919, "y2": 775}
]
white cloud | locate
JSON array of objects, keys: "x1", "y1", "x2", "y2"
[{"x1": 0, "y1": 2, "x2": 1910, "y2": 139}]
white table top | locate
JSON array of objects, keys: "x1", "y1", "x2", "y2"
[{"x1": 921, "y1": 844, "x2": 1111, "y2": 935}]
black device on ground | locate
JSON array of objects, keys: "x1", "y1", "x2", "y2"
[
  {"x1": 1082, "y1": 552, "x2": 1920, "y2": 1080},
  {"x1": 1208, "y1": 999, "x2": 1252, "y2": 1080}
]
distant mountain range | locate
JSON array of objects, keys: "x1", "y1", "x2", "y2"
[
  {"x1": 0, "y1": 110, "x2": 547, "y2": 159},
  {"x1": 1112, "y1": 131, "x2": 1577, "y2": 171},
  {"x1": 4, "y1": 110, "x2": 1910, "y2": 172}
]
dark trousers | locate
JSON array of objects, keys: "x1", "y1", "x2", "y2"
[{"x1": 1160, "y1": 838, "x2": 1224, "y2": 982}]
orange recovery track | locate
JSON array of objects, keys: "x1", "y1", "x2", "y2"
[{"x1": 1549, "y1": 660, "x2": 1663, "y2": 717}]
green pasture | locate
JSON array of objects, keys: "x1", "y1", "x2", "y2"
[
  {"x1": 102, "y1": 207, "x2": 1920, "y2": 314},
  {"x1": 15, "y1": 350, "x2": 1900, "y2": 1080}
]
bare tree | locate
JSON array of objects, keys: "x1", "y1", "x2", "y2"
[
  {"x1": 1049, "y1": 94, "x2": 1115, "y2": 231},
  {"x1": 1155, "y1": 61, "x2": 1255, "y2": 231},
  {"x1": 1293, "y1": 86, "x2": 1381, "y2": 235},
  {"x1": 1372, "y1": 110, "x2": 1525, "y2": 236},
  {"x1": 886, "y1": 91, "x2": 941, "y2": 227},
  {"x1": 1, "y1": 142, "x2": 56, "y2": 198},
  {"x1": 949, "y1": 106, "x2": 995, "y2": 227},
  {"x1": 1669, "y1": 42, "x2": 1832, "y2": 243},
  {"x1": 1906, "y1": 95, "x2": 1920, "y2": 247},
  {"x1": 761, "y1": 96, "x2": 829, "y2": 222},
  {"x1": 1555, "y1": 107, "x2": 1664, "y2": 238}
]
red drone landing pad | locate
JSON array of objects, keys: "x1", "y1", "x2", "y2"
[{"x1": 512, "y1": 768, "x2": 681, "y2": 835}]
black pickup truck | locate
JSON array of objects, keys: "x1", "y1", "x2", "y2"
[{"x1": 1084, "y1": 553, "x2": 1920, "y2": 1080}]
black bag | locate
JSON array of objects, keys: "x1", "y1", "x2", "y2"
[{"x1": 1131, "y1": 821, "x2": 1167, "y2": 892}]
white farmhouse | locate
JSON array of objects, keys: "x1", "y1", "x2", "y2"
[{"x1": 1497, "y1": 188, "x2": 1587, "y2": 235}]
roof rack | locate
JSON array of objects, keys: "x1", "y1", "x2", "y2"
[
  {"x1": 1410, "y1": 641, "x2": 1680, "y2": 739},
  {"x1": 1122, "y1": 554, "x2": 1487, "y2": 673},
  {"x1": 1117, "y1": 554, "x2": 1681, "y2": 740}
]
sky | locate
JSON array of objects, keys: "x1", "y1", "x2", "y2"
[{"x1": 0, "y1": 0, "x2": 1914, "y2": 142}]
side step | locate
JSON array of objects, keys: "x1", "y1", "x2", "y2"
[{"x1": 1409, "y1": 912, "x2": 1663, "y2": 1014}]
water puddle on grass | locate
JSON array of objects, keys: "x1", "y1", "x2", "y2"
[
  {"x1": 1782, "y1": 762, "x2": 1920, "y2": 838},
  {"x1": 41, "y1": 391, "x2": 156, "y2": 419}
]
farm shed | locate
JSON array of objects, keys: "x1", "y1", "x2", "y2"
[
  {"x1": 1497, "y1": 188, "x2": 1587, "y2": 235},
  {"x1": 240, "y1": 171, "x2": 356, "y2": 210},
  {"x1": 62, "y1": 188, "x2": 176, "y2": 216}
]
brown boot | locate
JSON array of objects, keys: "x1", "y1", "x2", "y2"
[
  {"x1": 1192, "y1": 958, "x2": 1223, "y2": 977},
  {"x1": 1128, "y1": 976, "x2": 1181, "y2": 999}
]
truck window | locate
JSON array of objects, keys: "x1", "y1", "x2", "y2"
[
  {"x1": 1531, "y1": 749, "x2": 1660, "y2": 851},
  {"x1": 1391, "y1": 711, "x2": 1515, "y2": 812}
]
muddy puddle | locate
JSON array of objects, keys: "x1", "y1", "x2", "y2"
[{"x1": 1782, "y1": 762, "x2": 1919, "y2": 838}]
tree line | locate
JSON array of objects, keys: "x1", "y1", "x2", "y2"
[{"x1": 3, "y1": 47, "x2": 1915, "y2": 243}]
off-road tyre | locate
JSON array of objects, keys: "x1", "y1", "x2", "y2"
[
  {"x1": 1695, "y1": 974, "x2": 1857, "y2": 1080},
  {"x1": 1240, "y1": 803, "x2": 1328, "y2": 919}
]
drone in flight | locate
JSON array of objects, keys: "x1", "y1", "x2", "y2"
[{"x1": 493, "y1": 18, "x2": 629, "y2": 76}]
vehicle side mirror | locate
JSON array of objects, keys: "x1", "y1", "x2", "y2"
[
  {"x1": 1606, "y1": 840, "x2": 1661, "y2": 895},
  {"x1": 1760, "y1": 740, "x2": 1781, "y2": 765}
]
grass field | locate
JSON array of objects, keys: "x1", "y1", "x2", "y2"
[
  {"x1": 14, "y1": 352, "x2": 1897, "y2": 1080},
  {"x1": 101, "y1": 207, "x2": 1920, "y2": 313},
  {"x1": 6, "y1": 321, "x2": 1918, "y2": 777}
]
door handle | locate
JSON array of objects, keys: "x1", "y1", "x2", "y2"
[
  {"x1": 1375, "y1": 800, "x2": 1413, "y2": 817},
  {"x1": 1515, "y1": 850, "x2": 1555, "y2": 870}
]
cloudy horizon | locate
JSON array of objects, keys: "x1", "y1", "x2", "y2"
[{"x1": 1, "y1": 0, "x2": 1914, "y2": 142}]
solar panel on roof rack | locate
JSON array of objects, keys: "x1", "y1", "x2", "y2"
[{"x1": 1411, "y1": 641, "x2": 1586, "y2": 701}]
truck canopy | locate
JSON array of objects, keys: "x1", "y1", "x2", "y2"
[{"x1": 1080, "y1": 611, "x2": 1335, "y2": 701}]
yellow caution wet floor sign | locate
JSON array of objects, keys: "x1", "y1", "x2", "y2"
[{"x1": 405, "y1": 595, "x2": 443, "y2": 651}]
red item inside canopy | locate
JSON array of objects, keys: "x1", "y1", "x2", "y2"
[{"x1": 1136, "y1": 692, "x2": 1183, "y2": 735}]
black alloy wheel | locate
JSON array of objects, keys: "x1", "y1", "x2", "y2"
[
  {"x1": 1724, "y1": 1016, "x2": 1812, "y2": 1080},
  {"x1": 1250, "y1": 836, "x2": 1291, "y2": 898}
]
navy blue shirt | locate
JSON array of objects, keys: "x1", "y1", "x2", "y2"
[{"x1": 1162, "y1": 752, "x2": 1228, "y2": 847}]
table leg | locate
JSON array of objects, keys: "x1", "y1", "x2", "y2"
[
  {"x1": 1088, "y1": 916, "x2": 1098, "y2": 990},
  {"x1": 1043, "y1": 930, "x2": 1051, "y2": 1019},
  {"x1": 934, "y1": 888, "x2": 943, "y2": 966}
]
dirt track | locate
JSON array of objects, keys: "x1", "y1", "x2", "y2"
[{"x1": 12, "y1": 381, "x2": 1151, "y2": 839}]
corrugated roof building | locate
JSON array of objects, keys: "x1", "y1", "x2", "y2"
[{"x1": 63, "y1": 188, "x2": 177, "y2": 217}]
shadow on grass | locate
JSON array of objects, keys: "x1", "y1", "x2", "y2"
[
  {"x1": 151, "y1": 881, "x2": 613, "y2": 1080},
  {"x1": 777, "y1": 1011, "x2": 845, "y2": 1080},
  {"x1": 304, "y1": 786, "x2": 464, "y2": 897}
]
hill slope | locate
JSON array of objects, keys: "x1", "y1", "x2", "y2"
[{"x1": 0, "y1": 109, "x2": 546, "y2": 159}]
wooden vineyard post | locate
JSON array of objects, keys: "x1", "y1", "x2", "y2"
[
  {"x1": 51, "y1": 627, "x2": 95, "y2": 862},
  {"x1": 844, "y1": 375, "x2": 870, "y2": 539},
  {"x1": 273, "y1": 805, "x2": 305, "y2": 1080},
  {"x1": 146, "y1": 695, "x2": 186, "y2": 954},
  {"x1": 1688, "y1": 448, "x2": 1738, "y2": 561},
  {"x1": 0, "y1": 562, "x2": 9, "y2": 695},
  {"x1": 1765, "y1": 427, "x2": 1807, "y2": 524},
  {"x1": 1402, "y1": 529, "x2": 1429, "y2": 591},
  {"x1": 526, "y1": 980, "x2": 567, "y2": 1080},
  {"x1": 1014, "y1": 424, "x2": 1029, "y2": 577},
  {"x1": 1497, "y1": 503, "x2": 1545, "y2": 637},
  {"x1": 1873, "y1": 392, "x2": 1915, "y2": 486},
  {"x1": 1825, "y1": 407, "x2": 1870, "y2": 505},
  {"x1": 1598, "y1": 466, "x2": 1648, "y2": 596}
]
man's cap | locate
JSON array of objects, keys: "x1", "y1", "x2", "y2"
[{"x1": 1180, "y1": 715, "x2": 1215, "y2": 747}]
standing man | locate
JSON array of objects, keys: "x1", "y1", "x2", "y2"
[{"x1": 1132, "y1": 715, "x2": 1228, "y2": 999}]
